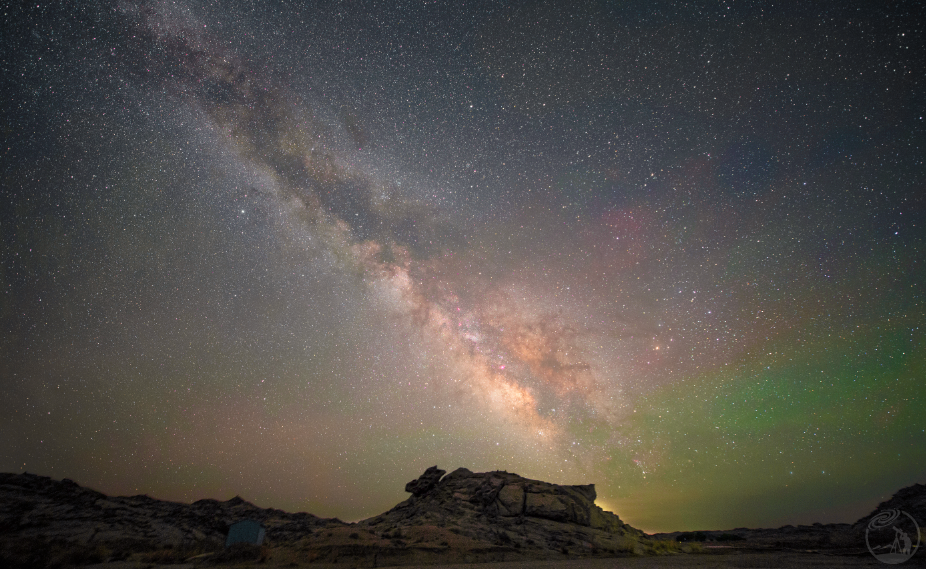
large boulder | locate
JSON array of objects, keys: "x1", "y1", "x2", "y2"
[
  {"x1": 404, "y1": 466, "x2": 446, "y2": 497},
  {"x1": 493, "y1": 481, "x2": 594, "y2": 525},
  {"x1": 358, "y1": 466, "x2": 645, "y2": 562},
  {"x1": 376, "y1": 466, "x2": 639, "y2": 536},
  {"x1": 525, "y1": 492, "x2": 570, "y2": 521},
  {"x1": 496, "y1": 484, "x2": 524, "y2": 516}
]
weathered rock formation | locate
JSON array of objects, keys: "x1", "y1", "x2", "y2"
[
  {"x1": 0, "y1": 472, "x2": 345, "y2": 567},
  {"x1": 354, "y1": 466, "x2": 645, "y2": 564},
  {"x1": 404, "y1": 466, "x2": 446, "y2": 497},
  {"x1": 0, "y1": 467, "x2": 648, "y2": 567},
  {"x1": 0, "y1": 472, "x2": 343, "y2": 547},
  {"x1": 380, "y1": 466, "x2": 636, "y2": 535},
  {"x1": 7, "y1": 468, "x2": 920, "y2": 566}
]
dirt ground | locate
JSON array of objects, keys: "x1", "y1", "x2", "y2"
[
  {"x1": 88, "y1": 549, "x2": 921, "y2": 569},
  {"x1": 366, "y1": 551, "x2": 908, "y2": 568}
]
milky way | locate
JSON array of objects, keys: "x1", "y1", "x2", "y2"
[{"x1": 2, "y1": 0, "x2": 924, "y2": 532}]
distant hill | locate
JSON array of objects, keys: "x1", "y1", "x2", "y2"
[
  {"x1": 853, "y1": 483, "x2": 926, "y2": 531},
  {"x1": 652, "y1": 482, "x2": 926, "y2": 553}
]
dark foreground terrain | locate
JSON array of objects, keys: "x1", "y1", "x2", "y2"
[
  {"x1": 1, "y1": 468, "x2": 923, "y2": 567},
  {"x1": 66, "y1": 553, "x2": 901, "y2": 568}
]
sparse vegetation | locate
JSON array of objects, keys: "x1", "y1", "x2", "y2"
[
  {"x1": 609, "y1": 536, "x2": 642, "y2": 555},
  {"x1": 686, "y1": 542, "x2": 706, "y2": 553},
  {"x1": 645, "y1": 538, "x2": 680, "y2": 554}
]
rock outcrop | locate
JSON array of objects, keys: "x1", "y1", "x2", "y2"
[
  {"x1": 386, "y1": 467, "x2": 631, "y2": 533},
  {"x1": 853, "y1": 482, "x2": 926, "y2": 529},
  {"x1": 0, "y1": 467, "x2": 648, "y2": 567},
  {"x1": 359, "y1": 467, "x2": 644, "y2": 564},
  {"x1": 0, "y1": 472, "x2": 345, "y2": 567},
  {"x1": 404, "y1": 466, "x2": 445, "y2": 497},
  {"x1": 8, "y1": 468, "x2": 920, "y2": 567}
]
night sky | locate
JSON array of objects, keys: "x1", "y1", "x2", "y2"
[{"x1": 2, "y1": 0, "x2": 924, "y2": 533}]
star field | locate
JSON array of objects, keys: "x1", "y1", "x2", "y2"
[{"x1": 1, "y1": 0, "x2": 924, "y2": 532}]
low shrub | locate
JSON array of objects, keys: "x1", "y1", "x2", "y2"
[
  {"x1": 646, "y1": 539, "x2": 679, "y2": 554},
  {"x1": 686, "y1": 542, "x2": 705, "y2": 553},
  {"x1": 613, "y1": 536, "x2": 639, "y2": 554}
]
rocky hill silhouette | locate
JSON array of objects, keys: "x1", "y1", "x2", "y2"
[
  {"x1": 354, "y1": 466, "x2": 646, "y2": 563},
  {"x1": 652, "y1": 482, "x2": 926, "y2": 554},
  {"x1": 853, "y1": 482, "x2": 926, "y2": 532},
  {"x1": 0, "y1": 467, "x2": 649, "y2": 567},
  {"x1": 1, "y1": 468, "x2": 923, "y2": 567}
]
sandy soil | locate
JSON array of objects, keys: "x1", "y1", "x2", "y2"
[
  {"x1": 367, "y1": 551, "x2": 910, "y2": 568},
  {"x1": 365, "y1": 553, "x2": 892, "y2": 568},
  {"x1": 89, "y1": 549, "x2": 917, "y2": 569}
]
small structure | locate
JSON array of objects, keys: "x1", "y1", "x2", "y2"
[{"x1": 225, "y1": 519, "x2": 266, "y2": 548}]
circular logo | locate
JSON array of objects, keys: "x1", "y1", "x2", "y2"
[{"x1": 866, "y1": 509, "x2": 920, "y2": 564}]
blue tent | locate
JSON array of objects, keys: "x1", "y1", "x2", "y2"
[{"x1": 225, "y1": 519, "x2": 266, "y2": 547}]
